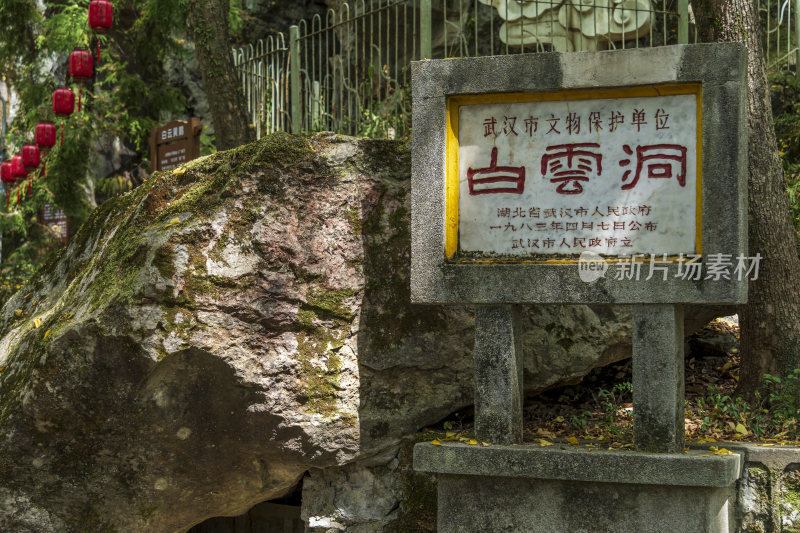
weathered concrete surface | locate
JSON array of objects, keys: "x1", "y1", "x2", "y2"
[
  {"x1": 474, "y1": 305, "x2": 523, "y2": 444},
  {"x1": 633, "y1": 304, "x2": 685, "y2": 453},
  {"x1": 0, "y1": 133, "x2": 720, "y2": 532},
  {"x1": 415, "y1": 442, "x2": 742, "y2": 487},
  {"x1": 415, "y1": 442, "x2": 741, "y2": 533},
  {"x1": 712, "y1": 443, "x2": 800, "y2": 532}
]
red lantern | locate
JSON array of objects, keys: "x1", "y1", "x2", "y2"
[
  {"x1": 1, "y1": 162, "x2": 12, "y2": 208},
  {"x1": 22, "y1": 145, "x2": 41, "y2": 171},
  {"x1": 68, "y1": 50, "x2": 94, "y2": 113},
  {"x1": 35, "y1": 122, "x2": 56, "y2": 178},
  {"x1": 11, "y1": 155, "x2": 28, "y2": 179},
  {"x1": 52, "y1": 88, "x2": 76, "y2": 146},
  {"x1": 52, "y1": 88, "x2": 75, "y2": 116},
  {"x1": 0, "y1": 162, "x2": 13, "y2": 184},
  {"x1": 35, "y1": 123, "x2": 57, "y2": 153},
  {"x1": 69, "y1": 50, "x2": 94, "y2": 83},
  {"x1": 89, "y1": 0, "x2": 113, "y2": 63},
  {"x1": 89, "y1": 0, "x2": 113, "y2": 33}
]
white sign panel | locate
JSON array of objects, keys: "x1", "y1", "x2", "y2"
[{"x1": 455, "y1": 88, "x2": 700, "y2": 258}]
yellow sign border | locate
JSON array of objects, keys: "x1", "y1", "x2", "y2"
[{"x1": 445, "y1": 84, "x2": 704, "y2": 263}]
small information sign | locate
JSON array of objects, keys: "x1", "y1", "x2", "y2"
[
  {"x1": 452, "y1": 86, "x2": 701, "y2": 259},
  {"x1": 149, "y1": 118, "x2": 202, "y2": 172},
  {"x1": 38, "y1": 202, "x2": 69, "y2": 245}
]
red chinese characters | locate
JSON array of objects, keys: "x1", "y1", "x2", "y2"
[
  {"x1": 467, "y1": 147, "x2": 525, "y2": 195},
  {"x1": 540, "y1": 143, "x2": 602, "y2": 194},
  {"x1": 619, "y1": 144, "x2": 687, "y2": 190}
]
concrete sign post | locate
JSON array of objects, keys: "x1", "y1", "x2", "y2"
[{"x1": 411, "y1": 44, "x2": 748, "y2": 456}]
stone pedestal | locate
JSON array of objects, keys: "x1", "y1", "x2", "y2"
[{"x1": 414, "y1": 442, "x2": 742, "y2": 533}]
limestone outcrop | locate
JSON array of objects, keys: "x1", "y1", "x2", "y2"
[{"x1": 0, "y1": 133, "x2": 714, "y2": 531}]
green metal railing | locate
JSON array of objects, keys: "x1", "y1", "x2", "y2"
[
  {"x1": 232, "y1": 33, "x2": 290, "y2": 138},
  {"x1": 232, "y1": 0, "x2": 799, "y2": 139},
  {"x1": 758, "y1": 0, "x2": 800, "y2": 72}
]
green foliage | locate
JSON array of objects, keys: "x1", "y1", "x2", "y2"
[
  {"x1": 40, "y1": 1, "x2": 90, "y2": 52},
  {"x1": 688, "y1": 369, "x2": 800, "y2": 440},
  {"x1": 770, "y1": 71, "x2": 800, "y2": 236},
  {"x1": 569, "y1": 410, "x2": 592, "y2": 432},
  {"x1": 0, "y1": 0, "x2": 199, "y2": 306},
  {"x1": 0, "y1": 0, "x2": 41, "y2": 82},
  {"x1": 592, "y1": 381, "x2": 632, "y2": 424}
]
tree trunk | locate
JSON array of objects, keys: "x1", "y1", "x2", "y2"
[
  {"x1": 695, "y1": 1, "x2": 800, "y2": 398},
  {"x1": 186, "y1": 0, "x2": 255, "y2": 151}
]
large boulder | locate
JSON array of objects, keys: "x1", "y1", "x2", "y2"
[{"x1": 0, "y1": 133, "x2": 713, "y2": 532}]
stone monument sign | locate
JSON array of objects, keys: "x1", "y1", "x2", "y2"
[
  {"x1": 411, "y1": 43, "x2": 749, "y2": 532},
  {"x1": 412, "y1": 45, "x2": 747, "y2": 306}
]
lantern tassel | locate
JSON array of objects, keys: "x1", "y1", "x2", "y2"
[
  {"x1": 42, "y1": 161, "x2": 46, "y2": 177},
  {"x1": 5, "y1": 193, "x2": 8, "y2": 209},
  {"x1": 27, "y1": 180, "x2": 31, "y2": 196},
  {"x1": 16, "y1": 189, "x2": 20, "y2": 204},
  {"x1": 61, "y1": 122, "x2": 64, "y2": 147},
  {"x1": 97, "y1": 42, "x2": 101, "y2": 65},
  {"x1": 78, "y1": 89, "x2": 82, "y2": 113}
]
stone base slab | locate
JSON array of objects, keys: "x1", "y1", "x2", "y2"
[{"x1": 414, "y1": 442, "x2": 742, "y2": 533}]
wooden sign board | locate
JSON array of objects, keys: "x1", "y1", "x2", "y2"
[
  {"x1": 149, "y1": 118, "x2": 202, "y2": 172},
  {"x1": 38, "y1": 202, "x2": 69, "y2": 245}
]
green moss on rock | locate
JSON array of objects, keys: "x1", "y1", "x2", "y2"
[{"x1": 294, "y1": 287, "x2": 358, "y2": 417}]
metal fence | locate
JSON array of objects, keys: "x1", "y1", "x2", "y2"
[
  {"x1": 233, "y1": 0, "x2": 800, "y2": 139},
  {"x1": 759, "y1": 0, "x2": 800, "y2": 72}
]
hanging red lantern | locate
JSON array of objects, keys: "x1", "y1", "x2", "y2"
[
  {"x1": 35, "y1": 123, "x2": 57, "y2": 153},
  {"x1": 35, "y1": 122, "x2": 56, "y2": 178},
  {"x1": 89, "y1": 0, "x2": 113, "y2": 63},
  {"x1": 1, "y1": 162, "x2": 12, "y2": 208},
  {"x1": 11, "y1": 155, "x2": 28, "y2": 179},
  {"x1": 68, "y1": 49, "x2": 94, "y2": 83},
  {"x1": 11, "y1": 156, "x2": 26, "y2": 205},
  {"x1": 0, "y1": 162, "x2": 13, "y2": 184},
  {"x1": 22, "y1": 145, "x2": 41, "y2": 172},
  {"x1": 68, "y1": 49, "x2": 94, "y2": 112},
  {"x1": 88, "y1": 0, "x2": 113, "y2": 33},
  {"x1": 52, "y1": 88, "x2": 75, "y2": 116},
  {"x1": 52, "y1": 88, "x2": 76, "y2": 147}
]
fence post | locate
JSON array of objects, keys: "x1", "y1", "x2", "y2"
[
  {"x1": 795, "y1": 0, "x2": 800, "y2": 76},
  {"x1": 677, "y1": 0, "x2": 689, "y2": 44},
  {"x1": 420, "y1": 0, "x2": 432, "y2": 59},
  {"x1": 289, "y1": 25, "x2": 301, "y2": 134}
]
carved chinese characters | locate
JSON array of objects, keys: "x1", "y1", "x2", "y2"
[{"x1": 456, "y1": 89, "x2": 699, "y2": 257}]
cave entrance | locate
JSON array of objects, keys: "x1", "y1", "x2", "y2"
[{"x1": 188, "y1": 483, "x2": 304, "y2": 533}]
